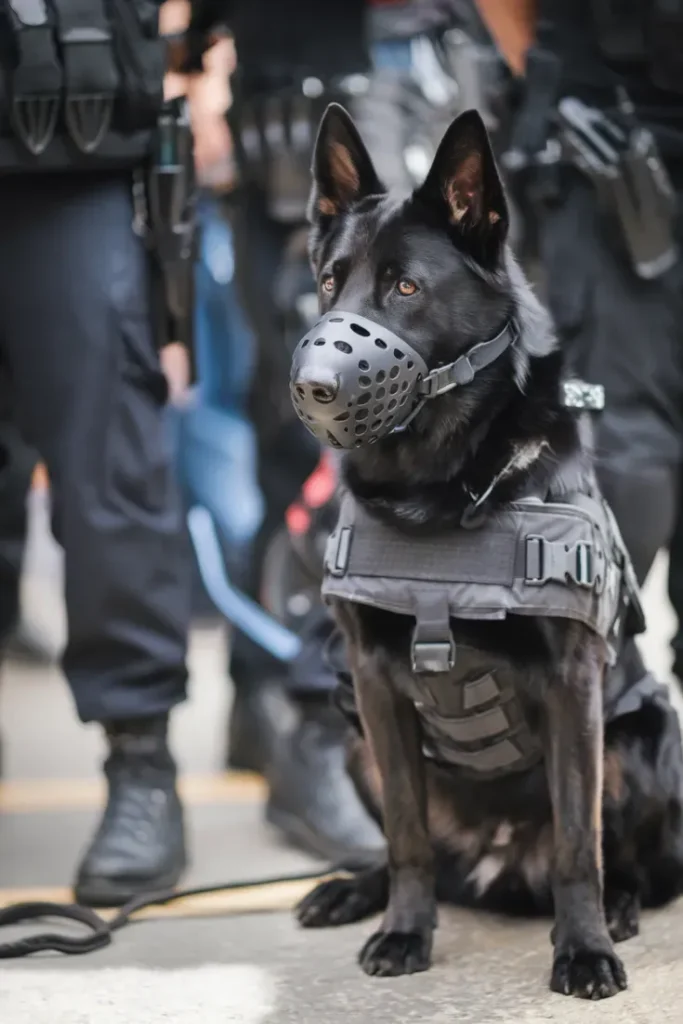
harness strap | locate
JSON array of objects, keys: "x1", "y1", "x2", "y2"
[
  {"x1": 417, "y1": 321, "x2": 518, "y2": 398},
  {"x1": 325, "y1": 493, "x2": 613, "y2": 675},
  {"x1": 327, "y1": 504, "x2": 604, "y2": 592}
]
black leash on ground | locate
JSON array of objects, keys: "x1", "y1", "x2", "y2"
[{"x1": 0, "y1": 868, "x2": 337, "y2": 959}]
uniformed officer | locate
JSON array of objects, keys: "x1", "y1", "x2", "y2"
[
  {"x1": 0, "y1": 0, "x2": 198, "y2": 906},
  {"x1": 476, "y1": 0, "x2": 683, "y2": 676}
]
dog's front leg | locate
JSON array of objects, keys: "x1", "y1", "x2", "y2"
[
  {"x1": 352, "y1": 648, "x2": 435, "y2": 977},
  {"x1": 543, "y1": 628, "x2": 627, "y2": 1000}
]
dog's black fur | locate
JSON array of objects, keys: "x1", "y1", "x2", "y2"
[{"x1": 293, "y1": 105, "x2": 683, "y2": 1000}]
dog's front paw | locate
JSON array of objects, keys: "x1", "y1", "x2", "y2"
[
  {"x1": 605, "y1": 890, "x2": 640, "y2": 943},
  {"x1": 297, "y1": 875, "x2": 384, "y2": 929},
  {"x1": 551, "y1": 946, "x2": 627, "y2": 1000},
  {"x1": 358, "y1": 928, "x2": 432, "y2": 977}
]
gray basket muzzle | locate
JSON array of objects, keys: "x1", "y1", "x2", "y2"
[{"x1": 290, "y1": 311, "x2": 428, "y2": 449}]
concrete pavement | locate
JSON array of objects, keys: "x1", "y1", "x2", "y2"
[{"x1": 1, "y1": 498, "x2": 682, "y2": 1024}]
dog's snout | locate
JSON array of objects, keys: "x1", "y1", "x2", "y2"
[{"x1": 293, "y1": 368, "x2": 340, "y2": 405}]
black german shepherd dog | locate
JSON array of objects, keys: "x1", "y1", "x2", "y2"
[{"x1": 292, "y1": 105, "x2": 683, "y2": 1000}]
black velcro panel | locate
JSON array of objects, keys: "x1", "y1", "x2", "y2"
[{"x1": 346, "y1": 521, "x2": 519, "y2": 585}]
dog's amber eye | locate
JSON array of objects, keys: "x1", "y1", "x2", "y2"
[
  {"x1": 397, "y1": 279, "x2": 417, "y2": 296},
  {"x1": 321, "y1": 274, "x2": 335, "y2": 294}
]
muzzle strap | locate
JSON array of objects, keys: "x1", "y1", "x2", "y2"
[{"x1": 418, "y1": 321, "x2": 518, "y2": 398}]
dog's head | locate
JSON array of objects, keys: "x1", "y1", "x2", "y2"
[{"x1": 290, "y1": 104, "x2": 537, "y2": 451}]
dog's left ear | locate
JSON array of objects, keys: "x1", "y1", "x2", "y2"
[{"x1": 414, "y1": 109, "x2": 508, "y2": 267}]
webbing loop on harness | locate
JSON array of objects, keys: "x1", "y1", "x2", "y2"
[{"x1": 411, "y1": 592, "x2": 455, "y2": 674}]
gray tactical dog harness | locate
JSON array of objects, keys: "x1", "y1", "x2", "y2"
[{"x1": 322, "y1": 387, "x2": 644, "y2": 778}]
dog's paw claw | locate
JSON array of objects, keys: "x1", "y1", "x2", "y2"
[
  {"x1": 551, "y1": 948, "x2": 627, "y2": 1000},
  {"x1": 358, "y1": 929, "x2": 432, "y2": 978},
  {"x1": 606, "y1": 891, "x2": 640, "y2": 944},
  {"x1": 296, "y1": 877, "x2": 381, "y2": 929}
]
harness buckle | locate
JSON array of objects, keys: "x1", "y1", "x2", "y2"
[
  {"x1": 326, "y1": 526, "x2": 352, "y2": 577},
  {"x1": 421, "y1": 364, "x2": 455, "y2": 397},
  {"x1": 572, "y1": 541, "x2": 594, "y2": 587},
  {"x1": 421, "y1": 357, "x2": 476, "y2": 399},
  {"x1": 525, "y1": 536, "x2": 546, "y2": 585},
  {"x1": 525, "y1": 536, "x2": 598, "y2": 589},
  {"x1": 411, "y1": 639, "x2": 456, "y2": 674}
]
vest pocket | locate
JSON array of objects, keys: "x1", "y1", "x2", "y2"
[{"x1": 106, "y1": 0, "x2": 164, "y2": 133}]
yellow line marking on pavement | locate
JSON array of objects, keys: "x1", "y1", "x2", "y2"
[
  {"x1": 0, "y1": 772, "x2": 266, "y2": 814},
  {"x1": 0, "y1": 876, "x2": 337, "y2": 918}
]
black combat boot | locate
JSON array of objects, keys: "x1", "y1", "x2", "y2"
[
  {"x1": 74, "y1": 715, "x2": 187, "y2": 907},
  {"x1": 265, "y1": 697, "x2": 385, "y2": 867},
  {"x1": 226, "y1": 678, "x2": 293, "y2": 773}
]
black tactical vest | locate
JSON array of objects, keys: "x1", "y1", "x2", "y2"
[
  {"x1": 322, "y1": 411, "x2": 644, "y2": 779},
  {"x1": 0, "y1": 0, "x2": 166, "y2": 171}
]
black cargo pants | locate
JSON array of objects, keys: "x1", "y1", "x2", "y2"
[
  {"x1": 228, "y1": 184, "x2": 320, "y2": 690},
  {"x1": 0, "y1": 173, "x2": 191, "y2": 722}
]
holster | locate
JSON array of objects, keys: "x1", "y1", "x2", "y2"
[
  {"x1": 503, "y1": 48, "x2": 680, "y2": 280},
  {"x1": 557, "y1": 96, "x2": 679, "y2": 279}
]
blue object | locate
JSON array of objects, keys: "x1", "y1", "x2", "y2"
[
  {"x1": 187, "y1": 506, "x2": 302, "y2": 662},
  {"x1": 371, "y1": 38, "x2": 413, "y2": 71},
  {"x1": 174, "y1": 195, "x2": 263, "y2": 558},
  {"x1": 194, "y1": 196, "x2": 256, "y2": 411}
]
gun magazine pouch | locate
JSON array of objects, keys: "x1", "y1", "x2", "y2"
[{"x1": 0, "y1": 0, "x2": 165, "y2": 170}]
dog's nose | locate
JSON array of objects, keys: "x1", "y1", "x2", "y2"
[{"x1": 293, "y1": 368, "x2": 340, "y2": 405}]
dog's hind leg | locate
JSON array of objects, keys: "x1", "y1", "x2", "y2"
[
  {"x1": 601, "y1": 745, "x2": 641, "y2": 943},
  {"x1": 603, "y1": 684, "x2": 683, "y2": 935},
  {"x1": 541, "y1": 624, "x2": 627, "y2": 1000},
  {"x1": 603, "y1": 883, "x2": 640, "y2": 944}
]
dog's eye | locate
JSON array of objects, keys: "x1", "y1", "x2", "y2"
[
  {"x1": 397, "y1": 279, "x2": 417, "y2": 296},
  {"x1": 321, "y1": 274, "x2": 335, "y2": 294}
]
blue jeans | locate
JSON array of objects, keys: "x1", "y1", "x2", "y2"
[
  {"x1": 371, "y1": 38, "x2": 413, "y2": 71},
  {"x1": 175, "y1": 196, "x2": 263, "y2": 564}
]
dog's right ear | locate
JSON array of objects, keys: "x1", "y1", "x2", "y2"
[{"x1": 308, "y1": 103, "x2": 384, "y2": 228}]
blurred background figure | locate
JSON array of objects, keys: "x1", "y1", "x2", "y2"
[
  {"x1": 186, "y1": 0, "x2": 381, "y2": 864},
  {"x1": 0, "y1": 424, "x2": 56, "y2": 670},
  {"x1": 476, "y1": 0, "x2": 683, "y2": 691},
  {"x1": 172, "y1": 23, "x2": 263, "y2": 599}
]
